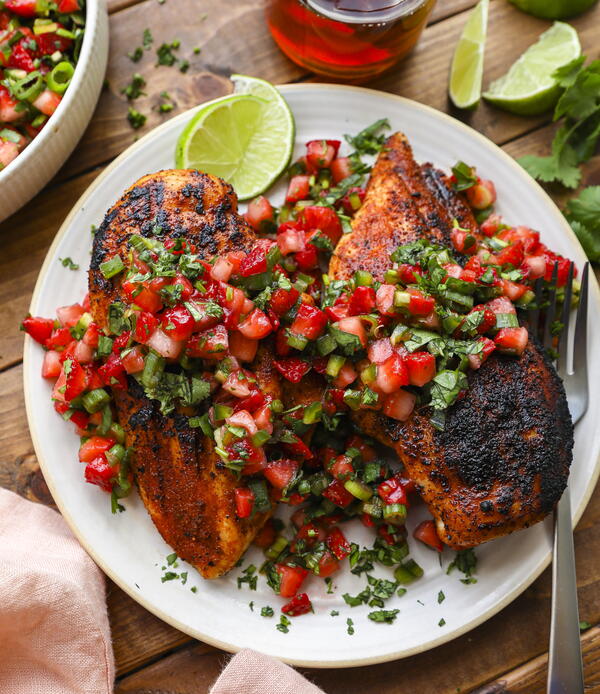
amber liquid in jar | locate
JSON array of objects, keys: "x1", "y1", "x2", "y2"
[{"x1": 266, "y1": 0, "x2": 436, "y2": 82}]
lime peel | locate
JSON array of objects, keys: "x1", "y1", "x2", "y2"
[
  {"x1": 449, "y1": 0, "x2": 489, "y2": 110},
  {"x1": 482, "y1": 21, "x2": 581, "y2": 116},
  {"x1": 175, "y1": 76, "x2": 295, "y2": 200}
]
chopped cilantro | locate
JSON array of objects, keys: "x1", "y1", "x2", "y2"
[
  {"x1": 439, "y1": 618, "x2": 446, "y2": 627},
  {"x1": 127, "y1": 46, "x2": 142, "y2": 62},
  {"x1": 156, "y1": 40, "x2": 179, "y2": 66},
  {"x1": 346, "y1": 617, "x2": 355, "y2": 635},
  {"x1": 579, "y1": 620, "x2": 592, "y2": 631},
  {"x1": 437, "y1": 590, "x2": 445, "y2": 604},
  {"x1": 447, "y1": 549, "x2": 477, "y2": 583},
  {"x1": 142, "y1": 28, "x2": 153, "y2": 48},
  {"x1": 261, "y1": 605, "x2": 274, "y2": 618},
  {"x1": 276, "y1": 614, "x2": 291, "y2": 633},
  {"x1": 237, "y1": 564, "x2": 258, "y2": 591},
  {"x1": 330, "y1": 610, "x2": 339, "y2": 617},
  {"x1": 368, "y1": 609, "x2": 399, "y2": 624},
  {"x1": 121, "y1": 73, "x2": 146, "y2": 100},
  {"x1": 161, "y1": 571, "x2": 179, "y2": 583},
  {"x1": 59, "y1": 256, "x2": 79, "y2": 270},
  {"x1": 127, "y1": 107, "x2": 146, "y2": 129},
  {"x1": 248, "y1": 601, "x2": 254, "y2": 612},
  {"x1": 166, "y1": 552, "x2": 177, "y2": 566}
]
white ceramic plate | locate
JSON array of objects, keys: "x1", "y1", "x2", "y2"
[{"x1": 24, "y1": 85, "x2": 600, "y2": 668}]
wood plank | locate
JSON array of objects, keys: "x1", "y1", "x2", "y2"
[
  {"x1": 3, "y1": 354, "x2": 600, "y2": 686},
  {"x1": 430, "y1": 0, "x2": 476, "y2": 23},
  {"x1": 58, "y1": 0, "x2": 303, "y2": 181},
  {"x1": 471, "y1": 627, "x2": 600, "y2": 694},
  {"x1": 371, "y1": 0, "x2": 600, "y2": 147}
]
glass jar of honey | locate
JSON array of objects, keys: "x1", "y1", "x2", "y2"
[{"x1": 266, "y1": 0, "x2": 437, "y2": 82}]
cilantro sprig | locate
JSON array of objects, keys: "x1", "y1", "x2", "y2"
[{"x1": 519, "y1": 57, "x2": 600, "y2": 189}]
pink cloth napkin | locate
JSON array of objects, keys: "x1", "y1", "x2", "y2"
[
  {"x1": 0, "y1": 487, "x2": 114, "y2": 694},
  {"x1": 0, "y1": 488, "x2": 324, "y2": 693}
]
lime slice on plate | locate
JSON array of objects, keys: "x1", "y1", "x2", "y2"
[
  {"x1": 175, "y1": 80, "x2": 294, "y2": 200},
  {"x1": 449, "y1": 0, "x2": 489, "y2": 110},
  {"x1": 482, "y1": 22, "x2": 581, "y2": 116}
]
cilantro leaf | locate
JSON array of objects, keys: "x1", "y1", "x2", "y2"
[
  {"x1": 569, "y1": 220, "x2": 600, "y2": 262},
  {"x1": 565, "y1": 185, "x2": 600, "y2": 229},
  {"x1": 344, "y1": 118, "x2": 390, "y2": 155}
]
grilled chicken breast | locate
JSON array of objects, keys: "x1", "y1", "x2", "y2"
[
  {"x1": 331, "y1": 134, "x2": 573, "y2": 548},
  {"x1": 89, "y1": 170, "x2": 273, "y2": 578}
]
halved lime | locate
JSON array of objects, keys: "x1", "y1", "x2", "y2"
[
  {"x1": 449, "y1": 0, "x2": 489, "y2": 110},
  {"x1": 175, "y1": 81, "x2": 294, "y2": 200},
  {"x1": 509, "y1": 0, "x2": 596, "y2": 20},
  {"x1": 483, "y1": 22, "x2": 581, "y2": 116}
]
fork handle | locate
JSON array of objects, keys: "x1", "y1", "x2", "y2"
[{"x1": 547, "y1": 487, "x2": 584, "y2": 693}]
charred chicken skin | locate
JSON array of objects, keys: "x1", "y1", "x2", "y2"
[
  {"x1": 89, "y1": 170, "x2": 274, "y2": 578},
  {"x1": 331, "y1": 133, "x2": 573, "y2": 548}
]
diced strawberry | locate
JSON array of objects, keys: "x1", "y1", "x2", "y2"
[
  {"x1": 4, "y1": 0, "x2": 37, "y2": 18},
  {"x1": 270, "y1": 286, "x2": 299, "y2": 316},
  {"x1": 122, "y1": 280, "x2": 162, "y2": 313},
  {"x1": 277, "y1": 226, "x2": 305, "y2": 256},
  {"x1": 523, "y1": 254, "x2": 546, "y2": 280},
  {"x1": 501, "y1": 279, "x2": 529, "y2": 302},
  {"x1": 468, "y1": 336, "x2": 496, "y2": 370},
  {"x1": 238, "y1": 308, "x2": 273, "y2": 339},
  {"x1": 84, "y1": 457, "x2": 114, "y2": 492},
  {"x1": 98, "y1": 353, "x2": 128, "y2": 389},
  {"x1": 282, "y1": 592, "x2": 313, "y2": 617},
  {"x1": 376, "y1": 353, "x2": 409, "y2": 393},
  {"x1": 186, "y1": 325, "x2": 229, "y2": 359},
  {"x1": 78, "y1": 436, "x2": 115, "y2": 464},
  {"x1": 234, "y1": 487, "x2": 254, "y2": 518},
  {"x1": 56, "y1": 303, "x2": 85, "y2": 327},
  {"x1": 294, "y1": 243, "x2": 319, "y2": 271},
  {"x1": 413, "y1": 519, "x2": 444, "y2": 552},
  {"x1": 264, "y1": 458, "x2": 300, "y2": 490},
  {"x1": 32, "y1": 89, "x2": 62, "y2": 116},
  {"x1": 334, "y1": 316, "x2": 367, "y2": 348},
  {"x1": 58, "y1": 0, "x2": 80, "y2": 12},
  {"x1": 276, "y1": 564, "x2": 308, "y2": 597},
  {"x1": 378, "y1": 476, "x2": 407, "y2": 505},
  {"x1": 306, "y1": 139, "x2": 336, "y2": 169},
  {"x1": 405, "y1": 351, "x2": 436, "y2": 387},
  {"x1": 286, "y1": 175, "x2": 311, "y2": 204},
  {"x1": 222, "y1": 371, "x2": 252, "y2": 399},
  {"x1": 229, "y1": 332, "x2": 258, "y2": 362},
  {"x1": 486, "y1": 296, "x2": 516, "y2": 316},
  {"x1": 330, "y1": 156, "x2": 353, "y2": 183},
  {"x1": 383, "y1": 389, "x2": 416, "y2": 421},
  {"x1": 329, "y1": 454, "x2": 354, "y2": 480},
  {"x1": 368, "y1": 337, "x2": 393, "y2": 364},
  {"x1": 466, "y1": 178, "x2": 496, "y2": 210},
  {"x1": 322, "y1": 479, "x2": 354, "y2": 508},
  {"x1": 63, "y1": 359, "x2": 88, "y2": 401},
  {"x1": 273, "y1": 357, "x2": 311, "y2": 384},
  {"x1": 134, "y1": 312, "x2": 159, "y2": 344},
  {"x1": 407, "y1": 288, "x2": 435, "y2": 316},
  {"x1": 121, "y1": 345, "x2": 145, "y2": 374},
  {"x1": 290, "y1": 303, "x2": 328, "y2": 340},
  {"x1": 239, "y1": 239, "x2": 275, "y2": 277},
  {"x1": 41, "y1": 350, "x2": 62, "y2": 379},
  {"x1": 332, "y1": 363, "x2": 357, "y2": 388},
  {"x1": 348, "y1": 285, "x2": 376, "y2": 315},
  {"x1": 496, "y1": 240, "x2": 524, "y2": 268},
  {"x1": 21, "y1": 316, "x2": 54, "y2": 344},
  {"x1": 479, "y1": 213, "x2": 503, "y2": 237},
  {"x1": 316, "y1": 550, "x2": 340, "y2": 578},
  {"x1": 326, "y1": 527, "x2": 352, "y2": 560},
  {"x1": 146, "y1": 330, "x2": 184, "y2": 361},
  {"x1": 494, "y1": 327, "x2": 528, "y2": 356},
  {"x1": 300, "y1": 206, "x2": 343, "y2": 246},
  {"x1": 375, "y1": 284, "x2": 396, "y2": 316},
  {"x1": 450, "y1": 227, "x2": 477, "y2": 255},
  {"x1": 161, "y1": 305, "x2": 196, "y2": 341},
  {"x1": 244, "y1": 195, "x2": 274, "y2": 231}
]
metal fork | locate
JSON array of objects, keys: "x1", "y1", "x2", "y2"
[{"x1": 531, "y1": 261, "x2": 590, "y2": 694}]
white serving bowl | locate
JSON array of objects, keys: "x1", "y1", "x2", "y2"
[{"x1": 0, "y1": 0, "x2": 109, "y2": 222}]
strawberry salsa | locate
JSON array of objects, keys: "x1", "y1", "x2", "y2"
[
  {"x1": 22, "y1": 121, "x2": 576, "y2": 621},
  {"x1": 0, "y1": 0, "x2": 84, "y2": 170}
]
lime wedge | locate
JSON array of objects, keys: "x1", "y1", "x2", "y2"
[
  {"x1": 175, "y1": 83, "x2": 294, "y2": 200},
  {"x1": 509, "y1": 0, "x2": 596, "y2": 20},
  {"x1": 449, "y1": 0, "x2": 489, "y2": 110},
  {"x1": 483, "y1": 22, "x2": 581, "y2": 116}
]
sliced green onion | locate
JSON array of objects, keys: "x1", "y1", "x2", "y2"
[
  {"x1": 384, "y1": 269, "x2": 399, "y2": 284},
  {"x1": 82, "y1": 388, "x2": 111, "y2": 414},
  {"x1": 141, "y1": 351, "x2": 165, "y2": 389},
  {"x1": 303, "y1": 401, "x2": 322, "y2": 425},
  {"x1": 106, "y1": 443, "x2": 126, "y2": 467},
  {"x1": 360, "y1": 363, "x2": 377, "y2": 384},
  {"x1": 390, "y1": 323, "x2": 411, "y2": 345},
  {"x1": 343, "y1": 479, "x2": 373, "y2": 501},
  {"x1": 354, "y1": 270, "x2": 373, "y2": 286},
  {"x1": 383, "y1": 503, "x2": 407, "y2": 524},
  {"x1": 110, "y1": 422, "x2": 125, "y2": 444},
  {"x1": 33, "y1": 19, "x2": 59, "y2": 34},
  {"x1": 286, "y1": 331, "x2": 309, "y2": 351},
  {"x1": 213, "y1": 404, "x2": 233, "y2": 422},
  {"x1": 394, "y1": 564, "x2": 418, "y2": 585},
  {"x1": 361, "y1": 496, "x2": 383, "y2": 518},
  {"x1": 188, "y1": 413, "x2": 213, "y2": 438},
  {"x1": 343, "y1": 389, "x2": 361, "y2": 410},
  {"x1": 326, "y1": 354, "x2": 345, "y2": 378},
  {"x1": 46, "y1": 60, "x2": 74, "y2": 94},
  {"x1": 394, "y1": 290, "x2": 410, "y2": 308},
  {"x1": 403, "y1": 558, "x2": 424, "y2": 578},
  {"x1": 12, "y1": 71, "x2": 43, "y2": 101},
  {"x1": 316, "y1": 333, "x2": 337, "y2": 356},
  {"x1": 265, "y1": 536, "x2": 288, "y2": 560},
  {"x1": 97, "y1": 404, "x2": 113, "y2": 435},
  {"x1": 56, "y1": 28, "x2": 76, "y2": 39}
]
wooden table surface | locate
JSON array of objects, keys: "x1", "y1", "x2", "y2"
[{"x1": 2, "y1": 0, "x2": 600, "y2": 691}]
